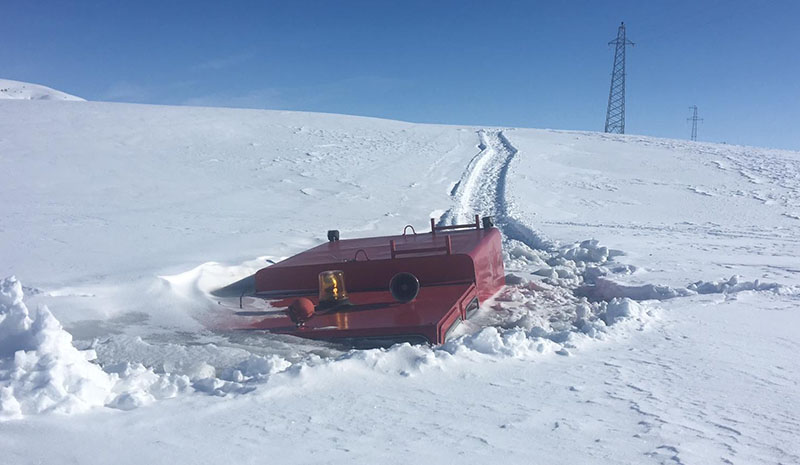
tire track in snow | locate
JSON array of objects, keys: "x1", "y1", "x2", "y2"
[{"x1": 439, "y1": 129, "x2": 555, "y2": 251}]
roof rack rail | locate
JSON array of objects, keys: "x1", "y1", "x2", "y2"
[
  {"x1": 390, "y1": 236, "x2": 452, "y2": 259},
  {"x1": 430, "y1": 215, "x2": 480, "y2": 234}
]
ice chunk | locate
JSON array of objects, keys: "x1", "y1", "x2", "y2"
[
  {"x1": 601, "y1": 298, "x2": 644, "y2": 325},
  {"x1": 575, "y1": 278, "x2": 692, "y2": 301},
  {"x1": 687, "y1": 275, "x2": 782, "y2": 294}
]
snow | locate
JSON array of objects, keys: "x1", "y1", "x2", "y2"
[
  {"x1": 0, "y1": 276, "x2": 197, "y2": 417},
  {"x1": 0, "y1": 276, "x2": 111, "y2": 419},
  {"x1": 1, "y1": 82, "x2": 799, "y2": 464},
  {"x1": 0, "y1": 78, "x2": 84, "y2": 101}
]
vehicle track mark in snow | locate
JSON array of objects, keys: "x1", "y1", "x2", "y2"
[
  {"x1": 436, "y1": 131, "x2": 796, "y2": 310},
  {"x1": 439, "y1": 129, "x2": 554, "y2": 251}
]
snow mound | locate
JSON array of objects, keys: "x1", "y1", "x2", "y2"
[
  {"x1": 0, "y1": 276, "x2": 111, "y2": 420},
  {"x1": 601, "y1": 298, "x2": 647, "y2": 325},
  {"x1": 576, "y1": 275, "x2": 789, "y2": 301},
  {"x1": 0, "y1": 78, "x2": 84, "y2": 101},
  {"x1": 447, "y1": 326, "x2": 563, "y2": 357},
  {"x1": 303, "y1": 343, "x2": 446, "y2": 378},
  {"x1": 90, "y1": 335, "x2": 294, "y2": 397},
  {"x1": 575, "y1": 277, "x2": 693, "y2": 301},
  {"x1": 288, "y1": 295, "x2": 654, "y2": 381},
  {"x1": 104, "y1": 363, "x2": 190, "y2": 411},
  {"x1": 0, "y1": 276, "x2": 212, "y2": 420},
  {"x1": 688, "y1": 275, "x2": 782, "y2": 294}
]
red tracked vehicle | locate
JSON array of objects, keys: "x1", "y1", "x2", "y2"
[{"x1": 213, "y1": 216, "x2": 505, "y2": 346}]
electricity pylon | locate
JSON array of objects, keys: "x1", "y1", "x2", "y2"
[
  {"x1": 688, "y1": 105, "x2": 703, "y2": 141},
  {"x1": 604, "y1": 22, "x2": 634, "y2": 134}
]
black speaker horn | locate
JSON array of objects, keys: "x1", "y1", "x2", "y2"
[{"x1": 389, "y1": 272, "x2": 420, "y2": 303}]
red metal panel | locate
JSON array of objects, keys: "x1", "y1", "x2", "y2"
[
  {"x1": 267, "y1": 228, "x2": 488, "y2": 267},
  {"x1": 255, "y1": 254, "x2": 475, "y2": 295},
  {"x1": 467, "y1": 228, "x2": 506, "y2": 301},
  {"x1": 254, "y1": 228, "x2": 504, "y2": 297},
  {"x1": 231, "y1": 283, "x2": 476, "y2": 344},
  {"x1": 220, "y1": 224, "x2": 506, "y2": 345}
]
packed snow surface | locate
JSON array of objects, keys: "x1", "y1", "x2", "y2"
[{"x1": 1, "y1": 87, "x2": 799, "y2": 464}]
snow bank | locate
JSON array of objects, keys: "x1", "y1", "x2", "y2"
[
  {"x1": 576, "y1": 275, "x2": 789, "y2": 302},
  {"x1": 520, "y1": 236, "x2": 793, "y2": 303},
  {"x1": 575, "y1": 278, "x2": 692, "y2": 301},
  {"x1": 92, "y1": 335, "x2": 293, "y2": 398},
  {"x1": 284, "y1": 291, "x2": 655, "y2": 382},
  {"x1": 446, "y1": 327, "x2": 563, "y2": 357},
  {"x1": 688, "y1": 275, "x2": 782, "y2": 294},
  {"x1": 0, "y1": 276, "x2": 204, "y2": 420},
  {"x1": 219, "y1": 354, "x2": 292, "y2": 383},
  {"x1": 0, "y1": 276, "x2": 112, "y2": 420},
  {"x1": 104, "y1": 363, "x2": 190, "y2": 411}
]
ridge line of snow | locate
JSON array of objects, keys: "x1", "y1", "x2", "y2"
[{"x1": 0, "y1": 78, "x2": 84, "y2": 101}]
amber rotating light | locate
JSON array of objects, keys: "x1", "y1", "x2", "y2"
[{"x1": 317, "y1": 270, "x2": 351, "y2": 310}]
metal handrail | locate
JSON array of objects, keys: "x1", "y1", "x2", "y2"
[
  {"x1": 390, "y1": 236, "x2": 452, "y2": 259},
  {"x1": 402, "y1": 225, "x2": 417, "y2": 236},
  {"x1": 353, "y1": 249, "x2": 371, "y2": 261},
  {"x1": 430, "y1": 215, "x2": 480, "y2": 234}
]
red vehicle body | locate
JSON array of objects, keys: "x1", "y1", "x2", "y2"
[{"x1": 215, "y1": 217, "x2": 505, "y2": 346}]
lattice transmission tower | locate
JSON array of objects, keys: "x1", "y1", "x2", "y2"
[
  {"x1": 604, "y1": 22, "x2": 634, "y2": 134},
  {"x1": 688, "y1": 105, "x2": 703, "y2": 141}
]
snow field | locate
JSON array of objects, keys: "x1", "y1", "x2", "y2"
[
  {"x1": 2, "y1": 94, "x2": 799, "y2": 464},
  {"x1": 0, "y1": 219, "x2": 673, "y2": 419},
  {"x1": 505, "y1": 129, "x2": 800, "y2": 289},
  {"x1": 4, "y1": 213, "x2": 792, "y2": 420}
]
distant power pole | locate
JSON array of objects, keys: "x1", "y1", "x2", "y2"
[
  {"x1": 688, "y1": 105, "x2": 703, "y2": 141},
  {"x1": 604, "y1": 22, "x2": 634, "y2": 134}
]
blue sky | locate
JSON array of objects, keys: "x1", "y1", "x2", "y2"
[{"x1": 3, "y1": 0, "x2": 799, "y2": 149}]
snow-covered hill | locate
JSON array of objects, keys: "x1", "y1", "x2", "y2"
[
  {"x1": 1, "y1": 95, "x2": 798, "y2": 464},
  {"x1": 0, "y1": 78, "x2": 84, "y2": 101}
]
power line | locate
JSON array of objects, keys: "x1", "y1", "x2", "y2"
[
  {"x1": 604, "y1": 22, "x2": 634, "y2": 134},
  {"x1": 688, "y1": 105, "x2": 703, "y2": 141}
]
